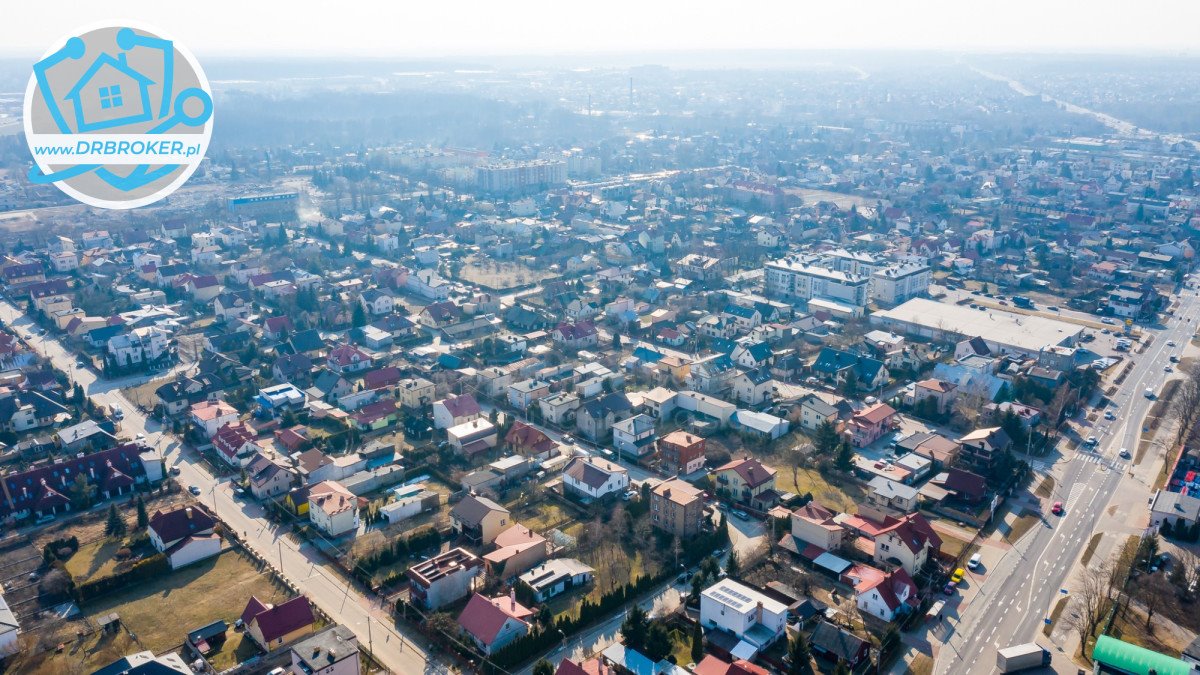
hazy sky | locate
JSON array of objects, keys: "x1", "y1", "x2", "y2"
[{"x1": 3, "y1": 0, "x2": 1198, "y2": 58}]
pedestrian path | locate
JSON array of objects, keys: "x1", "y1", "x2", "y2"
[{"x1": 1073, "y1": 450, "x2": 1127, "y2": 472}]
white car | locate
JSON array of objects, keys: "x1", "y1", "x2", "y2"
[
  {"x1": 1104, "y1": 410, "x2": 1115, "y2": 420},
  {"x1": 1085, "y1": 436, "x2": 1098, "y2": 446},
  {"x1": 1167, "y1": 340, "x2": 1176, "y2": 347}
]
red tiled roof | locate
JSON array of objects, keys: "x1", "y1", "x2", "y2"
[
  {"x1": 247, "y1": 595, "x2": 314, "y2": 643},
  {"x1": 456, "y1": 593, "x2": 533, "y2": 646}
]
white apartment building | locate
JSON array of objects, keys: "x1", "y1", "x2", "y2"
[
  {"x1": 871, "y1": 262, "x2": 931, "y2": 305},
  {"x1": 699, "y1": 578, "x2": 788, "y2": 652},
  {"x1": 764, "y1": 258, "x2": 869, "y2": 313}
]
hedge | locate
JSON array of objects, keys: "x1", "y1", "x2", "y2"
[{"x1": 76, "y1": 552, "x2": 170, "y2": 602}]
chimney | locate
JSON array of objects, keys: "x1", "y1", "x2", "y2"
[
  {"x1": 756, "y1": 601, "x2": 764, "y2": 624},
  {"x1": 510, "y1": 588, "x2": 517, "y2": 611}
]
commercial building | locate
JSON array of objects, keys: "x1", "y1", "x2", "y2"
[{"x1": 871, "y1": 297, "x2": 1084, "y2": 358}]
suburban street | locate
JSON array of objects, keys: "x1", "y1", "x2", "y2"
[
  {"x1": 0, "y1": 300, "x2": 444, "y2": 675},
  {"x1": 932, "y1": 287, "x2": 1200, "y2": 675}
]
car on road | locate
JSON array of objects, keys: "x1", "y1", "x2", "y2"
[
  {"x1": 732, "y1": 510, "x2": 749, "y2": 520},
  {"x1": 1167, "y1": 340, "x2": 1176, "y2": 347},
  {"x1": 1164, "y1": 365, "x2": 1172, "y2": 372},
  {"x1": 1145, "y1": 388, "x2": 1156, "y2": 399},
  {"x1": 1104, "y1": 410, "x2": 1116, "y2": 420},
  {"x1": 950, "y1": 568, "x2": 965, "y2": 583},
  {"x1": 1101, "y1": 318, "x2": 1117, "y2": 325},
  {"x1": 1051, "y1": 501, "x2": 1064, "y2": 516},
  {"x1": 1101, "y1": 328, "x2": 1111, "y2": 334},
  {"x1": 1047, "y1": 305, "x2": 1059, "y2": 311},
  {"x1": 967, "y1": 553, "x2": 983, "y2": 571},
  {"x1": 1119, "y1": 448, "x2": 1131, "y2": 459},
  {"x1": 188, "y1": 485, "x2": 201, "y2": 495},
  {"x1": 1085, "y1": 435, "x2": 1098, "y2": 446}
]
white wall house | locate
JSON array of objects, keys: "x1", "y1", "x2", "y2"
[{"x1": 699, "y1": 579, "x2": 787, "y2": 652}]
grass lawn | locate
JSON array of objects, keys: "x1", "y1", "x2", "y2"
[
  {"x1": 1080, "y1": 533, "x2": 1103, "y2": 568},
  {"x1": 9, "y1": 626, "x2": 140, "y2": 673},
  {"x1": 84, "y1": 550, "x2": 290, "y2": 655},
  {"x1": 1001, "y1": 511, "x2": 1039, "y2": 544},
  {"x1": 1035, "y1": 476, "x2": 1055, "y2": 499},
  {"x1": 669, "y1": 629, "x2": 695, "y2": 668},
  {"x1": 513, "y1": 501, "x2": 575, "y2": 531},
  {"x1": 939, "y1": 534, "x2": 975, "y2": 561},
  {"x1": 906, "y1": 653, "x2": 934, "y2": 675},
  {"x1": 1044, "y1": 596, "x2": 1068, "y2": 637},
  {"x1": 64, "y1": 539, "x2": 126, "y2": 583},
  {"x1": 775, "y1": 466, "x2": 864, "y2": 513}
]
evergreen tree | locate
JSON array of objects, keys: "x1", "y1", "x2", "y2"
[
  {"x1": 833, "y1": 661, "x2": 851, "y2": 675},
  {"x1": 533, "y1": 660, "x2": 554, "y2": 675},
  {"x1": 352, "y1": 303, "x2": 367, "y2": 328},
  {"x1": 621, "y1": 605, "x2": 650, "y2": 651},
  {"x1": 136, "y1": 495, "x2": 148, "y2": 529},
  {"x1": 645, "y1": 621, "x2": 672, "y2": 662},
  {"x1": 105, "y1": 504, "x2": 126, "y2": 538},
  {"x1": 814, "y1": 420, "x2": 840, "y2": 455},
  {"x1": 787, "y1": 632, "x2": 815, "y2": 675},
  {"x1": 724, "y1": 550, "x2": 741, "y2": 578},
  {"x1": 840, "y1": 369, "x2": 859, "y2": 396},
  {"x1": 1160, "y1": 519, "x2": 1174, "y2": 538},
  {"x1": 836, "y1": 440, "x2": 855, "y2": 471},
  {"x1": 691, "y1": 621, "x2": 705, "y2": 663}
]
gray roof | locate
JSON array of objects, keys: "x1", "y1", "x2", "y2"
[{"x1": 1152, "y1": 490, "x2": 1200, "y2": 522}]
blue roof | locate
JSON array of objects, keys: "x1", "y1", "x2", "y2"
[{"x1": 632, "y1": 346, "x2": 664, "y2": 363}]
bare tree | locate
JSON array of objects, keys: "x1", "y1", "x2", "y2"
[
  {"x1": 1130, "y1": 574, "x2": 1171, "y2": 631},
  {"x1": 1170, "y1": 548, "x2": 1200, "y2": 603},
  {"x1": 1068, "y1": 560, "x2": 1112, "y2": 648},
  {"x1": 1169, "y1": 364, "x2": 1200, "y2": 446}
]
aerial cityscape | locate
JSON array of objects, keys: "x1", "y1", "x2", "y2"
[{"x1": 1, "y1": 3, "x2": 1200, "y2": 675}]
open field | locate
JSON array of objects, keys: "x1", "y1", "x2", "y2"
[
  {"x1": 774, "y1": 466, "x2": 865, "y2": 513},
  {"x1": 84, "y1": 550, "x2": 289, "y2": 658},
  {"x1": 63, "y1": 539, "x2": 126, "y2": 583},
  {"x1": 457, "y1": 256, "x2": 557, "y2": 290}
]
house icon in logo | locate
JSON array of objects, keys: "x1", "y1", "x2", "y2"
[{"x1": 64, "y1": 52, "x2": 155, "y2": 132}]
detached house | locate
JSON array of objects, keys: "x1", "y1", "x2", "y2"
[
  {"x1": 433, "y1": 394, "x2": 483, "y2": 430},
  {"x1": 359, "y1": 288, "x2": 395, "y2": 316},
  {"x1": 504, "y1": 421, "x2": 559, "y2": 460},
  {"x1": 241, "y1": 595, "x2": 316, "y2": 650},
  {"x1": 562, "y1": 456, "x2": 629, "y2": 501},
  {"x1": 957, "y1": 426, "x2": 1012, "y2": 471},
  {"x1": 844, "y1": 564, "x2": 918, "y2": 623},
  {"x1": 148, "y1": 505, "x2": 220, "y2": 570},
  {"x1": 456, "y1": 593, "x2": 534, "y2": 655},
  {"x1": 715, "y1": 458, "x2": 778, "y2": 510},
  {"x1": 308, "y1": 480, "x2": 360, "y2": 537},
  {"x1": 612, "y1": 413, "x2": 657, "y2": 458},
  {"x1": 408, "y1": 548, "x2": 484, "y2": 610},
  {"x1": 552, "y1": 321, "x2": 599, "y2": 350},
  {"x1": 811, "y1": 348, "x2": 888, "y2": 391},
  {"x1": 576, "y1": 392, "x2": 633, "y2": 442},
  {"x1": 212, "y1": 422, "x2": 261, "y2": 468},
  {"x1": 190, "y1": 400, "x2": 239, "y2": 438},
  {"x1": 451, "y1": 495, "x2": 511, "y2": 545},
  {"x1": 849, "y1": 403, "x2": 899, "y2": 448},
  {"x1": 327, "y1": 343, "x2": 372, "y2": 374}
]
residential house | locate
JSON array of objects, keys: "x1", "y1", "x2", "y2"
[
  {"x1": 844, "y1": 564, "x2": 918, "y2": 622},
  {"x1": 730, "y1": 410, "x2": 789, "y2": 441},
  {"x1": 797, "y1": 393, "x2": 838, "y2": 432},
  {"x1": 308, "y1": 480, "x2": 360, "y2": 536},
  {"x1": 809, "y1": 621, "x2": 870, "y2": 669},
  {"x1": 612, "y1": 413, "x2": 657, "y2": 459},
  {"x1": 447, "y1": 418, "x2": 499, "y2": 457},
  {"x1": 715, "y1": 458, "x2": 778, "y2": 510},
  {"x1": 327, "y1": 343, "x2": 372, "y2": 375},
  {"x1": 190, "y1": 400, "x2": 239, "y2": 438},
  {"x1": 433, "y1": 394, "x2": 483, "y2": 430},
  {"x1": 562, "y1": 456, "x2": 629, "y2": 501},
  {"x1": 732, "y1": 367, "x2": 775, "y2": 406},
  {"x1": 552, "y1": 321, "x2": 599, "y2": 350},
  {"x1": 576, "y1": 393, "x2": 633, "y2": 441},
  {"x1": 699, "y1": 578, "x2": 787, "y2": 653},
  {"x1": 246, "y1": 453, "x2": 295, "y2": 499},
  {"x1": 657, "y1": 431, "x2": 706, "y2": 475},
  {"x1": 811, "y1": 348, "x2": 888, "y2": 391},
  {"x1": 212, "y1": 422, "x2": 262, "y2": 468},
  {"x1": 504, "y1": 421, "x2": 559, "y2": 461},
  {"x1": 451, "y1": 495, "x2": 511, "y2": 545},
  {"x1": 1150, "y1": 490, "x2": 1200, "y2": 532},
  {"x1": 849, "y1": 403, "x2": 899, "y2": 448},
  {"x1": 148, "y1": 505, "x2": 220, "y2": 570},
  {"x1": 241, "y1": 595, "x2": 315, "y2": 650},
  {"x1": 957, "y1": 426, "x2": 1012, "y2": 471},
  {"x1": 518, "y1": 558, "x2": 595, "y2": 602},
  {"x1": 866, "y1": 476, "x2": 919, "y2": 516},
  {"x1": 787, "y1": 502, "x2": 845, "y2": 552},
  {"x1": 483, "y1": 524, "x2": 548, "y2": 579},
  {"x1": 913, "y1": 379, "x2": 957, "y2": 415},
  {"x1": 360, "y1": 289, "x2": 395, "y2": 316},
  {"x1": 456, "y1": 593, "x2": 534, "y2": 655},
  {"x1": 508, "y1": 379, "x2": 551, "y2": 411},
  {"x1": 397, "y1": 377, "x2": 435, "y2": 409},
  {"x1": 538, "y1": 391, "x2": 581, "y2": 426},
  {"x1": 650, "y1": 478, "x2": 705, "y2": 537},
  {"x1": 288, "y1": 625, "x2": 360, "y2": 675},
  {"x1": 408, "y1": 548, "x2": 484, "y2": 610}
]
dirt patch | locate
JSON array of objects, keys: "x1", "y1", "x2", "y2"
[
  {"x1": 1080, "y1": 533, "x2": 1103, "y2": 568},
  {"x1": 1045, "y1": 596, "x2": 1068, "y2": 636},
  {"x1": 1035, "y1": 476, "x2": 1055, "y2": 499}
]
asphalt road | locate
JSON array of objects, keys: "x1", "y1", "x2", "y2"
[
  {"x1": 0, "y1": 300, "x2": 445, "y2": 675},
  {"x1": 933, "y1": 288, "x2": 1200, "y2": 675}
]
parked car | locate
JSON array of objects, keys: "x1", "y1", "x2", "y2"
[
  {"x1": 1119, "y1": 448, "x2": 1131, "y2": 459},
  {"x1": 950, "y1": 568, "x2": 965, "y2": 583},
  {"x1": 169, "y1": 466, "x2": 181, "y2": 476},
  {"x1": 942, "y1": 582, "x2": 957, "y2": 595},
  {"x1": 733, "y1": 510, "x2": 749, "y2": 520},
  {"x1": 189, "y1": 485, "x2": 202, "y2": 496},
  {"x1": 1104, "y1": 411, "x2": 1116, "y2": 421},
  {"x1": 967, "y1": 553, "x2": 983, "y2": 571}
]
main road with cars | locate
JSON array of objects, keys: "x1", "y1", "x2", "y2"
[{"x1": 933, "y1": 287, "x2": 1200, "y2": 675}]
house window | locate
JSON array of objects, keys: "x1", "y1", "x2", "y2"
[{"x1": 99, "y1": 85, "x2": 124, "y2": 109}]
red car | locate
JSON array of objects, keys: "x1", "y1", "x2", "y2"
[{"x1": 1051, "y1": 501, "x2": 1064, "y2": 516}]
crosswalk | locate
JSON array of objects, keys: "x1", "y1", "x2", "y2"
[{"x1": 1073, "y1": 451, "x2": 1127, "y2": 472}]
